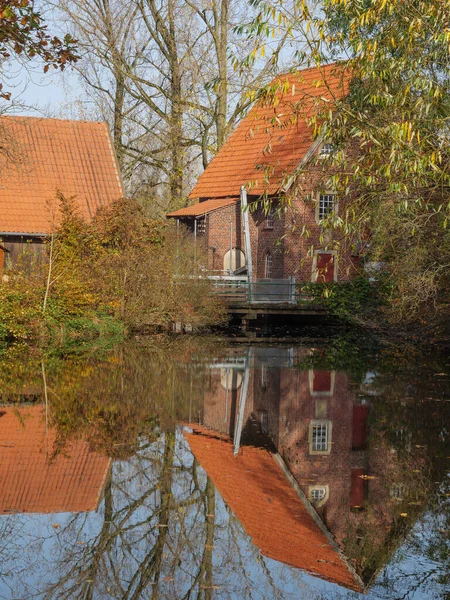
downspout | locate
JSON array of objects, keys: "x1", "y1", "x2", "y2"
[{"x1": 240, "y1": 186, "x2": 253, "y2": 300}]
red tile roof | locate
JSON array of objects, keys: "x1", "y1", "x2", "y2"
[
  {"x1": 0, "y1": 406, "x2": 111, "y2": 514},
  {"x1": 189, "y1": 63, "x2": 349, "y2": 200},
  {"x1": 0, "y1": 116, "x2": 124, "y2": 235},
  {"x1": 184, "y1": 425, "x2": 362, "y2": 592},
  {"x1": 167, "y1": 197, "x2": 238, "y2": 218}
]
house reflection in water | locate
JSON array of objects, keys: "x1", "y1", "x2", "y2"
[
  {"x1": 184, "y1": 347, "x2": 419, "y2": 593},
  {"x1": 0, "y1": 405, "x2": 111, "y2": 514}
]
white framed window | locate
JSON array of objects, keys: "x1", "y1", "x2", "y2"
[
  {"x1": 261, "y1": 365, "x2": 268, "y2": 389},
  {"x1": 318, "y1": 142, "x2": 335, "y2": 159},
  {"x1": 317, "y1": 193, "x2": 336, "y2": 222},
  {"x1": 308, "y1": 485, "x2": 329, "y2": 507},
  {"x1": 309, "y1": 420, "x2": 332, "y2": 454},
  {"x1": 257, "y1": 409, "x2": 269, "y2": 434},
  {"x1": 265, "y1": 209, "x2": 275, "y2": 229},
  {"x1": 264, "y1": 251, "x2": 273, "y2": 278},
  {"x1": 390, "y1": 484, "x2": 407, "y2": 501}
]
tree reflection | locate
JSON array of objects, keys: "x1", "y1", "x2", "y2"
[{"x1": 0, "y1": 337, "x2": 448, "y2": 599}]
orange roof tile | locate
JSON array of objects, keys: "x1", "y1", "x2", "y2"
[
  {"x1": 0, "y1": 116, "x2": 124, "y2": 235},
  {"x1": 167, "y1": 197, "x2": 238, "y2": 217},
  {"x1": 190, "y1": 63, "x2": 349, "y2": 200},
  {"x1": 184, "y1": 425, "x2": 362, "y2": 592},
  {"x1": 0, "y1": 406, "x2": 111, "y2": 514}
]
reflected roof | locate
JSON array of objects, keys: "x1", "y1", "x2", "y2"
[
  {"x1": 184, "y1": 424, "x2": 362, "y2": 593},
  {"x1": 0, "y1": 406, "x2": 111, "y2": 514}
]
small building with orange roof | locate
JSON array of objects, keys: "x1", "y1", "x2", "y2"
[
  {"x1": 167, "y1": 62, "x2": 356, "y2": 284},
  {"x1": 183, "y1": 424, "x2": 363, "y2": 592},
  {"x1": 0, "y1": 405, "x2": 111, "y2": 514},
  {"x1": 0, "y1": 116, "x2": 124, "y2": 264}
]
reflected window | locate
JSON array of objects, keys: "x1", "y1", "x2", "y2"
[
  {"x1": 308, "y1": 485, "x2": 329, "y2": 507},
  {"x1": 390, "y1": 484, "x2": 407, "y2": 501},
  {"x1": 308, "y1": 370, "x2": 335, "y2": 396},
  {"x1": 261, "y1": 365, "x2": 268, "y2": 389},
  {"x1": 220, "y1": 368, "x2": 242, "y2": 390},
  {"x1": 257, "y1": 409, "x2": 269, "y2": 434},
  {"x1": 264, "y1": 252, "x2": 273, "y2": 278},
  {"x1": 309, "y1": 420, "x2": 332, "y2": 454}
]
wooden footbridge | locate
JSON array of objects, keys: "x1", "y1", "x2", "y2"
[{"x1": 210, "y1": 276, "x2": 330, "y2": 329}]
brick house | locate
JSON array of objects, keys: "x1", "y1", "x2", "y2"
[
  {"x1": 184, "y1": 424, "x2": 362, "y2": 592},
  {"x1": 0, "y1": 116, "x2": 124, "y2": 265},
  {"x1": 167, "y1": 63, "x2": 356, "y2": 283},
  {"x1": 190, "y1": 348, "x2": 427, "y2": 590}
]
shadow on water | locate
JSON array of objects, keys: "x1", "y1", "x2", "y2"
[{"x1": 0, "y1": 333, "x2": 448, "y2": 599}]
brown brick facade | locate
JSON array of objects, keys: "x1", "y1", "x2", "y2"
[
  {"x1": 201, "y1": 189, "x2": 356, "y2": 282},
  {"x1": 194, "y1": 351, "x2": 426, "y2": 585}
]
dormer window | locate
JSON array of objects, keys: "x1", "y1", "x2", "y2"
[{"x1": 319, "y1": 142, "x2": 335, "y2": 158}]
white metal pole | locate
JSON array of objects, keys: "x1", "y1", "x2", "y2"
[
  {"x1": 233, "y1": 349, "x2": 252, "y2": 456},
  {"x1": 229, "y1": 220, "x2": 233, "y2": 275},
  {"x1": 240, "y1": 186, "x2": 253, "y2": 301}
]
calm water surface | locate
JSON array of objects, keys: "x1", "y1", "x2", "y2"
[{"x1": 0, "y1": 336, "x2": 448, "y2": 599}]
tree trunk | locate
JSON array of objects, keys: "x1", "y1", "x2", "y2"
[
  {"x1": 215, "y1": 0, "x2": 228, "y2": 149},
  {"x1": 168, "y1": 0, "x2": 184, "y2": 207}
]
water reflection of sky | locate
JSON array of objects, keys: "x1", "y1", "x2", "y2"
[{"x1": 0, "y1": 341, "x2": 448, "y2": 599}]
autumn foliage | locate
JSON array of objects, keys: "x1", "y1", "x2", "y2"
[{"x1": 0, "y1": 195, "x2": 225, "y2": 343}]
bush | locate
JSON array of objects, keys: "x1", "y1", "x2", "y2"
[
  {"x1": 299, "y1": 275, "x2": 388, "y2": 322},
  {"x1": 0, "y1": 195, "x2": 225, "y2": 344}
]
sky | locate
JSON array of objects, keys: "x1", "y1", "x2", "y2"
[{"x1": 2, "y1": 57, "x2": 85, "y2": 119}]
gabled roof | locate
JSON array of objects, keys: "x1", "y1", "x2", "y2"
[
  {"x1": 190, "y1": 63, "x2": 349, "y2": 200},
  {"x1": 167, "y1": 197, "x2": 238, "y2": 218},
  {"x1": 0, "y1": 116, "x2": 124, "y2": 235},
  {"x1": 0, "y1": 406, "x2": 111, "y2": 514},
  {"x1": 184, "y1": 425, "x2": 362, "y2": 592}
]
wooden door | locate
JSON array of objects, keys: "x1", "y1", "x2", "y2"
[{"x1": 316, "y1": 253, "x2": 335, "y2": 283}]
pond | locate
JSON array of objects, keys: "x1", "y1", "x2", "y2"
[{"x1": 0, "y1": 334, "x2": 448, "y2": 599}]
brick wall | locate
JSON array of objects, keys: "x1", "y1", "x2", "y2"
[{"x1": 204, "y1": 186, "x2": 357, "y2": 282}]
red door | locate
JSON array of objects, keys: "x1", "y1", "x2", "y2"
[{"x1": 316, "y1": 253, "x2": 335, "y2": 283}]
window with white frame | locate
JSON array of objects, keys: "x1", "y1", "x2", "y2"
[
  {"x1": 265, "y1": 252, "x2": 273, "y2": 278},
  {"x1": 317, "y1": 193, "x2": 336, "y2": 221},
  {"x1": 319, "y1": 142, "x2": 335, "y2": 158},
  {"x1": 309, "y1": 420, "x2": 332, "y2": 454},
  {"x1": 265, "y1": 209, "x2": 275, "y2": 229},
  {"x1": 261, "y1": 365, "x2": 268, "y2": 389},
  {"x1": 308, "y1": 485, "x2": 329, "y2": 507},
  {"x1": 258, "y1": 409, "x2": 269, "y2": 434},
  {"x1": 390, "y1": 483, "x2": 407, "y2": 501},
  {"x1": 310, "y1": 487, "x2": 326, "y2": 501}
]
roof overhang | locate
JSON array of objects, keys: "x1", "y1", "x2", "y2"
[
  {"x1": 167, "y1": 197, "x2": 239, "y2": 218},
  {"x1": 0, "y1": 231, "x2": 47, "y2": 237}
]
